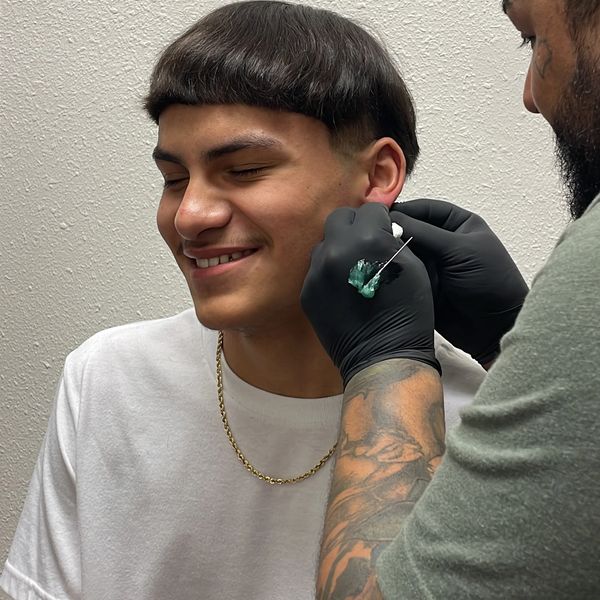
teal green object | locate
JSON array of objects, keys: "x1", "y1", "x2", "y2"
[
  {"x1": 348, "y1": 259, "x2": 382, "y2": 299},
  {"x1": 359, "y1": 274, "x2": 381, "y2": 298}
]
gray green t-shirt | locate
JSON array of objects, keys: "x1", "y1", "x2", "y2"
[{"x1": 376, "y1": 197, "x2": 600, "y2": 599}]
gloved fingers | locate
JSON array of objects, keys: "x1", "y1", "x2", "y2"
[
  {"x1": 392, "y1": 198, "x2": 474, "y2": 231},
  {"x1": 323, "y1": 206, "x2": 356, "y2": 238},
  {"x1": 377, "y1": 244, "x2": 433, "y2": 305},
  {"x1": 390, "y1": 210, "x2": 453, "y2": 257},
  {"x1": 390, "y1": 243, "x2": 430, "y2": 279},
  {"x1": 352, "y1": 203, "x2": 394, "y2": 235}
]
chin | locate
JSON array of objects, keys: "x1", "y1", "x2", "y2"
[
  {"x1": 192, "y1": 303, "x2": 236, "y2": 332},
  {"x1": 191, "y1": 298, "x2": 263, "y2": 333},
  {"x1": 191, "y1": 295, "x2": 303, "y2": 335}
]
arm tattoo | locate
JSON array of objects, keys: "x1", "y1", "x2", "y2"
[{"x1": 317, "y1": 359, "x2": 445, "y2": 599}]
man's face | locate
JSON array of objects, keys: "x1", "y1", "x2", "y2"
[
  {"x1": 154, "y1": 104, "x2": 369, "y2": 332},
  {"x1": 504, "y1": 0, "x2": 600, "y2": 218}
]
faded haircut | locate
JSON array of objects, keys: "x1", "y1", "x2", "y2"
[{"x1": 144, "y1": 1, "x2": 419, "y2": 174}]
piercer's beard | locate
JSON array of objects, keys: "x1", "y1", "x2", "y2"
[{"x1": 553, "y1": 52, "x2": 600, "y2": 220}]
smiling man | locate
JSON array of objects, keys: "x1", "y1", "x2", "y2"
[
  {"x1": 301, "y1": 0, "x2": 600, "y2": 598},
  {"x1": 0, "y1": 2, "x2": 486, "y2": 599}
]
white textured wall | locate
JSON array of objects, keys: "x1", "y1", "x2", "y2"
[{"x1": 1, "y1": 0, "x2": 567, "y2": 578}]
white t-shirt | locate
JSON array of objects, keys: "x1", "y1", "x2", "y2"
[{"x1": 0, "y1": 309, "x2": 485, "y2": 600}]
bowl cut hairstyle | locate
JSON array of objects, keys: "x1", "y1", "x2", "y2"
[{"x1": 144, "y1": 1, "x2": 419, "y2": 174}]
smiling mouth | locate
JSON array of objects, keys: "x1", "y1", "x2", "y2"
[{"x1": 194, "y1": 249, "x2": 256, "y2": 269}]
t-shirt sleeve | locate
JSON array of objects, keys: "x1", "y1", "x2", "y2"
[
  {"x1": 1, "y1": 352, "x2": 84, "y2": 599},
  {"x1": 375, "y1": 202, "x2": 600, "y2": 599}
]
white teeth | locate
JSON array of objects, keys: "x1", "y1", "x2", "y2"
[{"x1": 195, "y1": 250, "x2": 254, "y2": 269}]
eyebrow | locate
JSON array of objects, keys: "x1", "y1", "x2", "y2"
[
  {"x1": 204, "y1": 135, "x2": 282, "y2": 161},
  {"x1": 152, "y1": 135, "x2": 283, "y2": 165},
  {"x1": 502, "y1": 0, "x2": 513, "y2": 14},
  {"x1": 152, "y1": 147, "x2": 183, "y2": 164}
]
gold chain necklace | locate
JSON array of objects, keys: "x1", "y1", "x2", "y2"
[{"x1": 216, "y1": 331, "x2": 338, "y2": 485}]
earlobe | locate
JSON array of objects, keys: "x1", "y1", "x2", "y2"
[{"x1": 362, "y1": 138, "x2": 406, "y2": 208}]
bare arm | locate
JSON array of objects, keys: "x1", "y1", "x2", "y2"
[{"x1": 317, "y1": 358, "x2": 445, "y2": 600}]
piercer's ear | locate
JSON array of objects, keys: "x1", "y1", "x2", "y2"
[{"x1": 360, "y1": 137, "x2": 406, "y2": 207}]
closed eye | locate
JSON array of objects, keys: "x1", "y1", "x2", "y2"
[
  {"x1": 163, "y1": 177, "x2": 189, "y2": 189},
  {"x1": 229, "y1": 167, "x2": 268, "y2": 178}
]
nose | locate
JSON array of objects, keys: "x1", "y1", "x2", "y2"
[
  {"x1": 174, "y1": 179, "x2": 232, "y2": 240},
  {"x1": 523, "y1": 65, "x2": 540, "y2": 114}
]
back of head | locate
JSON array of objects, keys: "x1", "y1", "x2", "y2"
[{"x1": 145, "y1": 1, "x2": 419, "y2": 173}]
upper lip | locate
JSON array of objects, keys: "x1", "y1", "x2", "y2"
[{"x1": 182, "y1": 246, "x2": 259, "y2": 260}]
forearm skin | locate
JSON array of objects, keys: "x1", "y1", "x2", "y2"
[{"x1": 317, "y1": 359, "x2": 445, "y2": 600}]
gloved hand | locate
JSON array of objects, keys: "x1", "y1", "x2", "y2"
[
  {"x1": 301, "y1": 203, "x2": 440, "y2": 386},
  {"x1": 390, "y1": 198, "x2": 529, "y2": 366}
]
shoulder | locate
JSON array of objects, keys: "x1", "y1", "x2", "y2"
[
  {"x1": 538, "y1": 197, "x2": 600, "y2": 285},
  {"x1": 63, "y1": 308, "x2": 208, "y2": 379},
  {"x1": 474, "y1": 199, "x2": 600, "y2": 434},
  {"x1": 435, "y1": 335, "x2": 485, "y2": 385},
  {"x1": 435, "y1": 335, "x2": 486, "y2": 428},
  {"x1": 517, "y1": 200, "x2": 600, "y2": 350}
]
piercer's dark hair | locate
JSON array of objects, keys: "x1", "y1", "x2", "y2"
[
  {"x1": 566, "y1": 0, "x2": 600, "y2": 22},
  {"x1": 144, "y1": 1, "x2": 419, "y2": 174},
  {"x1": 565, "y1": 0, "x2": 600, "y2": 39}
]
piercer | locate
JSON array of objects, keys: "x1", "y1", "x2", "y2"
[{"x1": 302, "y1": 1, "x2": 600, "y2": 598}]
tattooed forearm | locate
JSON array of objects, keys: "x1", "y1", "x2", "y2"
[{"x1": 317, "y1": 359, "x2": 444, "y2": 600}]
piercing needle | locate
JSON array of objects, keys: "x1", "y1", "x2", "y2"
[{"x1": 367, "y1": 237, "x2": 414, "y2": 285}]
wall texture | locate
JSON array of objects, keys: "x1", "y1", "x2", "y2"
[{"x1": 0, "y1": 0, "x2": 568, "y2": 584}]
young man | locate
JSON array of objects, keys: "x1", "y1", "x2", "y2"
[
  {"x1": 302, "y1": 0, "x2": 600, "y2": 597},
  {"x1": 0, "y1": 3, "x2": 485, "y2": 599}
]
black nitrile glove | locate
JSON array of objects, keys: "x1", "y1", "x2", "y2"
[
  {"x1": 301, "y1": 203, "x2": 440, "y2": 386},
  {"x1": 390, "y1": 198, "x2": 529, "y2": 366}
]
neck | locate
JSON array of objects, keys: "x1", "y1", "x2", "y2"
[{"x1": 221, "y1": 319, "x2": 342, "y2": 398}]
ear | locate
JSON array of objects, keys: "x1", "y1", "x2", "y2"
[{"x1": 361, "y1": 137, "x2": 406, "y2": 207}]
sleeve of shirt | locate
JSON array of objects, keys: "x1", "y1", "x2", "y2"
[
  {"x1": 375, "y1": 202, "x2": 600, "y2": 599},
  {"x1": 1, "y1": 349, "x2": 85, "y2": 600}
]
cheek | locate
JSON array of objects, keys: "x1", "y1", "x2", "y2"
[
  {"x1": 529, "y1": 38, "x2": 575, "y2": 122},
  {"x1": 156, "y1": 197, "x2": 177, "y2": 246},
  {"x1": 262, "y1": 202, "x2": 325, "y2": 273},
  {"x1": 255, "y1": 174, "x2": 360, "y2": 253}
]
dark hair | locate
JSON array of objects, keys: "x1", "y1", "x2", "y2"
[
  {"x1": 566, "y1": 0, "x2": 600, "y2": 20},
  {"x1": 144, "y1": 1, "x2": 419, "y2": 173},
  {"x1": 565, "y1": 0, "x2": 600, "y2": 38}
]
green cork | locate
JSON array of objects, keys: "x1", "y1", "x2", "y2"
[
  {"x1": 358, "y1": 274, "x2": 381, "y2": 298},
  {"x1": 348, "y1": 259, "x2": 382, "y2": 299}
]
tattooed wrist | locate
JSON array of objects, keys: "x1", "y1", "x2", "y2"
[{"x1": 345, "y1": 359, "x2": 440, "y2": 401}]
